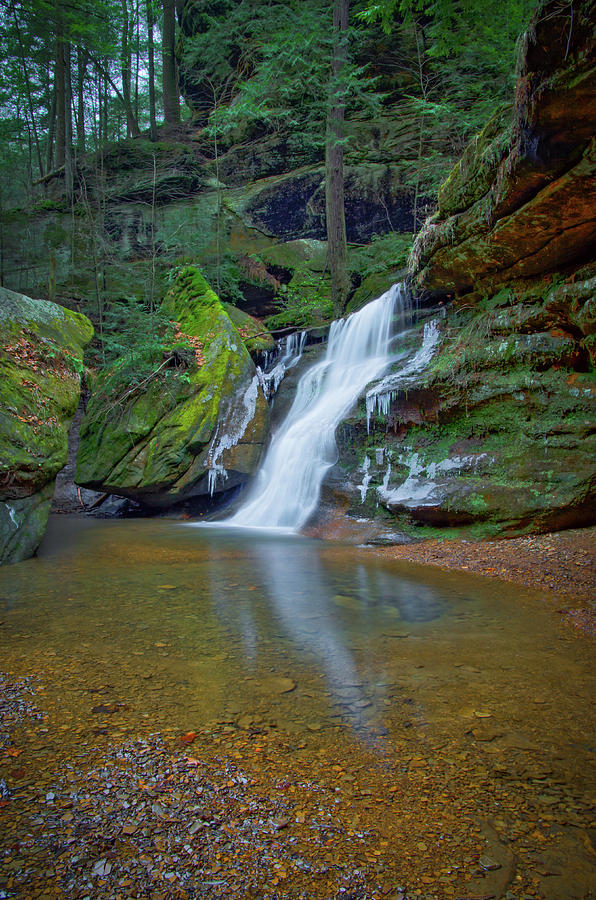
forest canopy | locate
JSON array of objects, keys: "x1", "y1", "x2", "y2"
[{"x1": 0, "y1": 0, "x2": 534, "y2": 207}]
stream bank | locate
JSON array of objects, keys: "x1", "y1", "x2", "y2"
[{"x1": 368, "y1": 527, "x2": 596, "y2": 635}]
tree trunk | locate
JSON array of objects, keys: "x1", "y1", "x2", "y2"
[
  {"x1": 11, "y1": 5, "x2": 44, "y2": 178},
  {"x1": 97, "y1": 66, "x2": 103, "y2": 146},
  {"x1": 325, "y1": 0, "x2": 350, "y2": 317},
  {"x1": 77, "y1": 47, "x2": 87, "y2": 154},
  {"x1": 64, "y1": 41, "x2": 74, "y2": 201},
  {"x1": 162, "y1": 0, "x2": 179, "y2": 124},
  {"x1": 89, "y1": 53, "x2": 140, "y2": 137},
  {"x1": 134, "y1": 0, "x2": 140, "y2": 121},
  {"x1": 120, "y1": 0, "x2": 132, "y2": 137},
  {"x1": 103, "y1": 71, "x2": 109, "y2": 142},
  {"x1": 147, "y1": 0, "x2": 157, "y2": 140},
  {"x1": 46, "y1": 80, "x2": 56, "y2": 173},
  {"x1": 55, "y1": 31, "x2": 66, "y2": 167}
]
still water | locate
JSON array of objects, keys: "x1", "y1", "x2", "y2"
[{"x1": 1, "y1": 516, "x2": 594, "y2": 897}]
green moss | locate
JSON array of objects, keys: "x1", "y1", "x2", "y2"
[
  {"x1": 266, "y1": 271, "x2": 333, "y2": 329},
  {"x1": 223, "y1": 303, "x2": 275, "y2": 353},
  {"x1": 0, "y1": 289, "x2": 92, "y2": 563},
  {"x1": 76, "y1": 266, "x2": 264, "y2": 503},
  {"x1": 437, "y1": 104, "x2": 513, "y2": 218},
  {"x1": 0, "y1": 482, "x2": 55, "y2": 565},
  {"x1": 259, "y1": 239, "x2": 328, "y2": 272},
  {"x1": 333, "y1": 276, "x2": 595, "y2": 539}
]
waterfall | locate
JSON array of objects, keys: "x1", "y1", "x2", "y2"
[
  {"x1": 226, "y1": 283, "x2": 408, "y2": 531},
  {"x1": 258, "y1": 330, "x2": 307, "y2": 400}
]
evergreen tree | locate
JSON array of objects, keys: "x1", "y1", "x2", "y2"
[
  {"x1": 326, "y1": 0, "x2": 350, "y2": 315},
  {"x1": 162, "y1": 0, "x2": 179, "y2": 124}
]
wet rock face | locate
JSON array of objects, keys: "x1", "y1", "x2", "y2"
[
  {"x1": 234, "y1": 166, "x2": 414, "y2": 243},
  {"x1": 75, "y1": 267, "x2": 269, "y2": 508},
  {"x1": 410, "y1": 0, "x2": 596, "y2": 297},
  {"x1": 0, "y1": 289, "x2": 93, "y2": 564},
  {"x1": 330, "y1": 266, "x2": 595, "y2": 539},
  {"x1": 352, "y1": 0, "x2": 596, "y2": 540}
]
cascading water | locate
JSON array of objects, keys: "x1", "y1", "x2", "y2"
[
  {"x1": 226, "y1": 283, "x2": 408, "y2": 531},
  {"x1": 258, "y1": 330, "x2": 307, "y2": 400}
]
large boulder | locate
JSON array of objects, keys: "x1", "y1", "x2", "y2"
[
  {"x1": 76, "y1": 267, "x2": 270, "y2": 506},
  {"x1": 0, "y1": 289, "x2": 93, "y2": 564},
  {"x1": 328, "y1": 267, "x2": 595, "y2": 539},
  {"x1": 409, "y1": 0, "x2": 596, "y2": 297}
]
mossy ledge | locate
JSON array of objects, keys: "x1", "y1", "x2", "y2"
[{"x1": 329, "y1": 268, "x2": 595, "y2": 539}]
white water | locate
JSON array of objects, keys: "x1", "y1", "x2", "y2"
[
  {"x1": 206, "y1": 374, "x2": 261, "y2": 497},
  {"x1": 205, "y1": 332, "x2": 307, "y2": 496},
  {"x1": 258, "y1": 330, "x2": 307, "y2": 400},
  {"x1": 227, "y1": 284, "x2": 407, "y2": 531},
  {"x1": 365, "y1": 319, "x2": 441, "y2": 431}
]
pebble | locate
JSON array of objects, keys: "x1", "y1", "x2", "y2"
[
  {"x1": 92, "y1": 860, "x2": 112, "y2": 877},
  {"x1": 260, "y1": 675, "x2": 296, "y2": 694}
]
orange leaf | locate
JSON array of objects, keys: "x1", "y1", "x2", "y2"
[{"x1": 180, "y1": 731, "x2": 197, "y2": 745}]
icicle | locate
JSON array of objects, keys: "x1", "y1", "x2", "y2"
[
  {"x1": 378, "y1": 451, "x2": 492, "y2": 507},
  {"x1": 227, "y1": 284, "x2": 407, "y2": 530},
  {"x1": 358, "y1": 455, "x2": 371, "y2": 503},
  {"x1": 259, "y1": 331, "x2": 307, "y2": 400},
  {"x1": 366, "y1": 319, "x2": 441, "y2": 432},
  {"x1": 206, "y1": 374, "x2": 261, "y2": 497}
]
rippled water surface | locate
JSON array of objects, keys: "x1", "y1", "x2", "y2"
[{"x1": 1, "y1": 516, "x2": 594, "y2": 898}]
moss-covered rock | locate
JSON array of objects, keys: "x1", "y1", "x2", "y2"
[
  {"x1": 331, "y1": 270, "x2": 595, "y2": 538},
  {"x1": 410, "y1": 0, "x2": 596, "y2": 297},
  {"x1": 222, "y1": 303, "x2": 275, "y2": 354},
  {"x1": 0, "y1": 288, "x2": 93, "y2": 564},
  {"x1": 76, "y1": 267, "x2": 269, "y2": 506}
]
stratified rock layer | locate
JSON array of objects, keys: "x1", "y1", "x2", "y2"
[
  {"x1": 330, "y1": 0, "x2": 596, "y2": 540},
  {"x1": 410, "y1": 0, "x2": 596, "y2": 297},
  {"x1": 0, "y1": 289, "x2": 93, "y2": 563},
  {"x1": 76, "y1": 267, "x2": 269, "y2": 506}
]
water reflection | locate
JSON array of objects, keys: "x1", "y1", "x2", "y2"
[
  {"x1": 1, "y1": 521, "x2": 594, "y2": 900},
  {"x1": 204, "y1": 528, "x2": 447, "y2": 735},
  {"x1": 1, "y1": 517, "x2": 594, "y2": 769}
]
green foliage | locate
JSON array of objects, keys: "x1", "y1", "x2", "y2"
[
  {"x1": 91, "y1": 296, "x2": 179, "y2": 376},
  {"x1": 349, "y1": 232, "x2": 413, "y2": 279},
  {"x1": 266, "y1": 273, "x2": 333, "y2": 330},
  {"x1": 358, "y1": 0, "x2": 535, "y2": 177},
  {"x1": 199, "y1": 252, "x2": 248, "y2": 306},
  {"x1": 181, "y1": 0, "x2": 383, "y2": 152}
]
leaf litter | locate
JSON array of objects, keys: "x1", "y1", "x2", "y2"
[{"x1": 1, "y1": 666, "x2": 595, "y2": 900}]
